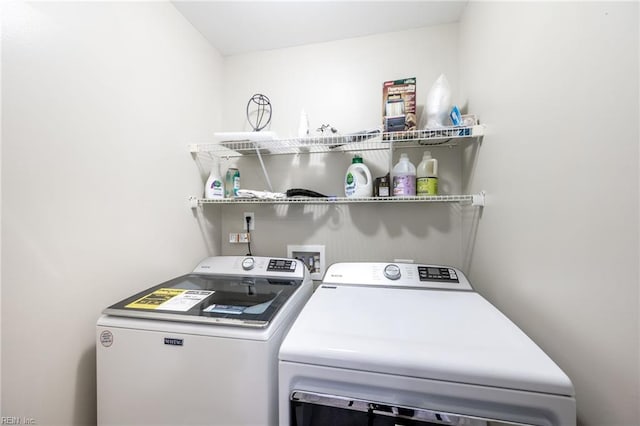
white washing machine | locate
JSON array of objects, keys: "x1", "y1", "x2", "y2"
[
  {"x1": 97, "y1": 256, "x2": 312, "y2": 426},
  {"x1": 279, "y1": 262, "x2": 576, "y2": 426}
]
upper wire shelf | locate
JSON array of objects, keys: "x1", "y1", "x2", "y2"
[
  {"x1": 189, "y1": 192, "x2": 485, "y2": 208},
  {"x1": 189, "y1": 125, "x2": 484, "y2": 157}
]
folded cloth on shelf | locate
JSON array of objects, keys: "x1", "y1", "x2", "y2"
[
  {"x1": 213, "y1": 131, "x2": 277, "y2": 143},
  {"x1": 236, "y1": 189, "x2": 286, "y2": 199}
]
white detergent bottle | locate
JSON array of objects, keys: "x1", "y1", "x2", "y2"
[
  {"x1": 417, "y1": 151, "x2": 438, "y2": 196},
  {"x1": 345, "y1": 155, "x2": 372, "y2": 198},
  {"x1": 298, "y1": 109, "x2": 310, "y2": 138},
  {"x1": 204, "y1": 160, "x2": 225, "y2": 199},
  {"x1": 392, "y1": 153, "x2": 416, "y2": 196}
]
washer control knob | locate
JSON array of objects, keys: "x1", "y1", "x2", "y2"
[
  {"x1": 242, "y1": 257, "x2": 255, "y2": 271},
  {"x1": 383, "y1": 264, "x2": 401, "y2": 280}
]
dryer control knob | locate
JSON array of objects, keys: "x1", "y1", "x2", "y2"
[
  {"x1": 383, "y1": 264, "x2": 401, "y2": 280},
  {"x1": 242, "y1": 257, "x2": 255, "y2": 271}
]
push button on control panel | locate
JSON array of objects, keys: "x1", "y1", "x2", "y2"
[
  {"x1": 418, "y1": 266, "x2": 459, "y2": 283},
  {"x1": 267, "y1": 258, "x2": 296, "y2": 272}
]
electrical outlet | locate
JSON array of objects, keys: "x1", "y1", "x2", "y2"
[
  {"x1": 229, "y1": 233, "x2": 251, "y2": 243},
  {"x1": 243, "y1": 212, "x2": 255, "y2": 230}
]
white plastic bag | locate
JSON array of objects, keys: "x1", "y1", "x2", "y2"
[{"x1": 425, "y1": 74, "x2": 451, "y2": 129}]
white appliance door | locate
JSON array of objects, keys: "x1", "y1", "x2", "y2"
[
  {"x1": 97, "y1": 324, "x2": 275, "y2": 426},
  {"x1": 290, "y1": 390, "x2": 529, "y2": 426},
  {"x1": 279, "y1": 362, "x2": 576, "y2": 426}
]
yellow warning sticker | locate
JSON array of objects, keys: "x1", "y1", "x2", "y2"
[
  {"x1": 125, "y1": 288, "x2": 187, "y2": 310},
  {"x1": 125, "y1": 288, "x2": 214, "y2": 311}
]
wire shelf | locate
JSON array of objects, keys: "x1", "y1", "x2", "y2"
[
  {"x1": 190, "y1": 192, "x2": 485, "y2": 208},
  {"x1": 189, "y1": 125, "x2": 484, "y2": 157}
]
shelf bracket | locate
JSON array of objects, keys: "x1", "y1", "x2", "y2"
[
  {"x1": 253, "y1": 141, "x2": 274, "y2": 193},
  {"x1": 189, "y1": 196, "x2": 200, "y2": 209},
  {"x1": 471, "y1": 191, "x2": 486, "y2": 207}
]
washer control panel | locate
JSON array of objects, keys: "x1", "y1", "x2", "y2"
[
  {"x1": 267, "y1": 258, "x2": 297, "y2": 272},
  {"x1": 418, "y1": 266, "x2": 459, "y2": 283},
  {"x1": 193, "y1": 256, "x2": 304, "y2": 279}
]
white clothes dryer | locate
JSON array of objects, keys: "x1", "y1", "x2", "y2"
[
  {"x1": 279, "y1": 262, "x2": 575, "y2": 426},
  {"x1": 97, "y1": 256, "x2": 312, "y2": 426}
]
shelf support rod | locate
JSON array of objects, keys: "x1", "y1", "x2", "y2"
[
  {"x1": 253, "y1": 141, "x2": 274, "y2": 192},
  {"x1": 388, "y1": 138, "x2": 394, "y2": 182}
]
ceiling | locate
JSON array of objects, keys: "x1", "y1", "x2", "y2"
[{"x1": 172, "y1": 1, "x2": 468, "y2": 56}]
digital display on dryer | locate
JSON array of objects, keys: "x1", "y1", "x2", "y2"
[{"x1": 418, "y1": 266, "x2": 459, "y2": 283}]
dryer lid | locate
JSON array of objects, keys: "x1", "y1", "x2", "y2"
[{"x1": 279, "y1": 284, "x2": 574, "y2": 397}]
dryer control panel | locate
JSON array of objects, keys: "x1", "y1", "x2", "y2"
[
  {"x1": 418, "y1": 266, "x2": 459, "y2": 283},
  {"x1": 323, "y1": 262, "x2": 472, "y2": 291}
]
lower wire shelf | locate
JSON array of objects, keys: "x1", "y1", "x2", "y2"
[{"x1": 189, "y1": 192, "x2": 485, "y2": 208}]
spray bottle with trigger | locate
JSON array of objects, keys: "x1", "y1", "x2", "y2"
[{"x1": 205, "y1": 158, "x2": 225, "y2": 199}]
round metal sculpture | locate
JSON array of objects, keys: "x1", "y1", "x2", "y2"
[{"x1": 246, "y1": 94, "x2": 272, "y2": 131}]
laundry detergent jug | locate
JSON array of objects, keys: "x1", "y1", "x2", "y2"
[
  {"x1": 345, "y1": 155, "x2": 372, "y2": 198},
  {"x1": 392, "y1": 153, "x2": 416, "y2": 196},
  {"x1": 416, "y1": 151, "x2": 438, "y2": 196}
]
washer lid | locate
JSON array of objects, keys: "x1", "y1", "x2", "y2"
[
  {"x1": 279, "y1": 284, "x2": 574, "y2": 397},
  {"x1": 104, "y1": 273, "x2": 303, "y2": 328}
]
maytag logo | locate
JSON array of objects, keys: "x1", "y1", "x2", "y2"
[{"x1": 164, "y1": 338, "x2": 183, "y2": 346}]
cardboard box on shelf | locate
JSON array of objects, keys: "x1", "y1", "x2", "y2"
[{"x1": 382, "y1": 77, "x2": 417, "y2": 133}]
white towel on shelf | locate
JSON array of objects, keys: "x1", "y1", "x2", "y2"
[
  {"x1": 236, "y1": 189, "x2": 286, "y2": 200},
  {"x1": 213, "y1": 131, "x2": 277, "y2": 143}
]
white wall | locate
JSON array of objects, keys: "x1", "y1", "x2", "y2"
[
  {"x1": 459, "y1": 2, "x2": 639, "y2": 425},
  {"x1": 220, "y1": 25, "x2": 460, "y2": 136},
  {"x1": 2, "y1": 2, "x2": 638, "y2": 426},
  {"x1": 1, "y1": 2, "x2": 223, "y2": 424},
  {"x1": 0, "y1": 1, "x2": 4, "y2": 413},
  {"x1": 219, "y1": 25, "x2": 472, "y2": 269}
]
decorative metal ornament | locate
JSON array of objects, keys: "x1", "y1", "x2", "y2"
[{"x1": 246, "y1": 93, "x2": 272, "y2": 131}]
